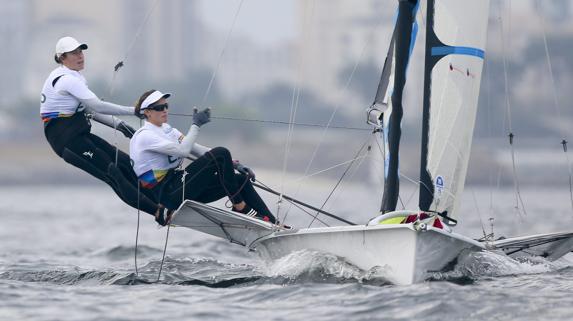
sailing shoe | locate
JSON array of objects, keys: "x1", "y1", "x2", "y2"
[
  {"x1": 276, "y1": 222, "x2": 292, "y2": 229},
  {"x1": 232, "y1": 204, "x2": 256, "y2": 216},
  {"x1": 233, "y1": 205, "x2": 277, "y2": 224}
]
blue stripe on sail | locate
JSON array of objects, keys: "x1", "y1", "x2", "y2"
[{"x1": 431, "y1": 46, "x2": 485, "y2": 59}]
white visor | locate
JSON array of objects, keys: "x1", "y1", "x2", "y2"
[{"x1": 140, "y1": 90, "x2": 172, "y2": 111}]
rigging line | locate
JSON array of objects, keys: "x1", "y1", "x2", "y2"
[
  {"x1": 565, "y1": 145, "x2": 573, "y2": 213},
  {"x1": 254, "y1": 180, "x2": 351, "y2": 225},
  {"x1": 255, "y1": 180, "x2": 329, "y2": 226},
  {"x1": 493, "y1": 10, "x2": 506, "y2": 218},
  {"x1": 308, "y1": 136, "x2": 372, "y2": 227},
  {"x1": 286, "y1": 154, "x2": 370, "y2": 187},
  {"x1": 535, "y1": 0, "x2": 563, "y2": 122},
  {"x1": 300, "y1": 45, "x2": 368, "y2": 181},
  {"x1": 484, "y1": 31, "x2": 496, "y2": 223},
  {"x1": 370, "y1": 129, "x2": 412, "y2": 210},
  {"x1": 108, "y1": 0, "x2": 160, "y2": 98},
  {"x1": 169, "y1": 113, "x2": 372, "y2": 131},
  {"x1": 202, "y1": 0, "x2": 244, "y2": 104},
  {"x1": 373, "y1": 129, "x2": 385, "y2": 177},
  {"x1": 112, "y1": 117, "x2": 119, "y2": 166},
  {"x1": 535, "y1": 0, "x2": 573, "y2": 212},
  {"x1": 105, "y1": 1, "x2": 159, "y2": 166},
  {"x1": 499, "y1": 2, "x2": 527, "y2": 218},
  {"x1": 134, "y1": 182, "x2": 141, "y2": 277},
  {"x1": 157, "y1": 225, "x2": 171, "y2": 282},
  {"x1": 324, "y1": 138, "x2": 374, "y2": 215},
  {"x1": 369, "y1": 153, "x2": 420, "y2": 188},
  {"x1": 304, "y1": 6, "x2": 387, "y2": 177},
  {"x1": 279, "y1": 0, "x2": 316, "y2": 222},
  {"x1": 283, "y1": 14, "x2": 386, "y2": 220},
  {"x1": 133, "y1": 117, "x2": 145, "y2": 278},
  {"x1": 471, "y1": 188, "x2": 489, "y2": 241},
  {"x1": 402, "y1": 185, "x2": 419, "y2": 210}
]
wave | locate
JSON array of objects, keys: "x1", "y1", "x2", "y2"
[
  {"x1": 262, "y1": 249, "x2": 394, "y2": 286},
  {"x1": 429, "y1": 250, "x2": 573, "y2": 283},
  {"x1": 6, "y1": 250, "x2": 568, "y2": 287},
  {"x1": 89, "y1": 245, "x2": 163, "y2": 261},
  {"x1": 0, "y1": 257, "x2": 261, "y2": 288}
]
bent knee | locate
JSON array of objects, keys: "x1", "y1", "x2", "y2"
[{"x1": 209, "y1": 146, "x2": 231, "y2": 159}]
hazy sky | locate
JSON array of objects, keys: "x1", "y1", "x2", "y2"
[{"x1": 200, "y1": 0, "x2": 296, "y2": 47}]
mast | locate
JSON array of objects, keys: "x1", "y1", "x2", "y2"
[
  {"x1": 418, "y1": 0, "x2": 440, "y2": 212},
  {"x1": 380, "y1": 0, "x2": 419, "y2": 213}
]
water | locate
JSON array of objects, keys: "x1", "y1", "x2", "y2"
[{"x1": 1, "y1": 185, "x2": 573, "y2": 321}]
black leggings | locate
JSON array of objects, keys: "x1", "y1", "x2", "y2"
[
  {"x1": 52, "y1": 132, "x2": 159, "y2": 216},
  {"x1": 157, "y1": 147, "x2": 276, "y2": 223}
]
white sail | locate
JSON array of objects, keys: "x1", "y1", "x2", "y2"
[{"x1": 424, "y1": 0, "x2": 490, "y2": 218}]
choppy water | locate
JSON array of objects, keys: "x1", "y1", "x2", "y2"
[{"x1": 1, "y1": 185, "x2": 573, "y2": 321}]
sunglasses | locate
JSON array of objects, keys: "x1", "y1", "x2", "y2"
[{"x1": 148, "y1": 103, "x2": 169, "y2": 112}]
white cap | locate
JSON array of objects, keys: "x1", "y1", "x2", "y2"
[
  {"x1": 141, "y1": 90, "x2": 172, "y2": 111},
  {"x1": 55, "y1": 36, "x2": 88, "y2": 56}
]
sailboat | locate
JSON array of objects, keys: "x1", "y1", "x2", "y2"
[{"x1": 170, "y1": 0, "x2": 573, "y2": 285}]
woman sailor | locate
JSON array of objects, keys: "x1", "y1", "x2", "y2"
[
  {"x1": 130, "y1": 89, "x2": 278, "y2": 225},
  {"x1": 40, "y1": 36, "x2": 162, "y2": 218}
]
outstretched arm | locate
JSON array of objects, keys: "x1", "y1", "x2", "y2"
[
  {"x1": 80, "y1": 98, "x2": 134, "y2": 115},
  {"x1": 144, "y1": 108, "x2": 211, "y2": 158},
  {"x1": 90, "y1": 113, "x2": 136, "y2": 138},
  {"x1": 56, "y1": 74, "x2": 135, "y2": 116}
]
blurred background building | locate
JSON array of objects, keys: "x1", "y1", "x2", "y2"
[{"x1": 1, "y1": 0, "x2": 572, "y2": 186}]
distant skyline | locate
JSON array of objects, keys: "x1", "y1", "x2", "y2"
[{"x1": 200, "y1": 0, "x2": 296, "y2": 47}]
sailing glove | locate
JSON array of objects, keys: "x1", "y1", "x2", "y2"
[
  {"x1": 117, "y1": 121, "x2": 136, "y2": 138},
  {"x1": 233, "y1": 160, "x2": 256, "y2": 182},
  {"x1": 192, "y1": 107, "x2": 211, "y2": 127}
]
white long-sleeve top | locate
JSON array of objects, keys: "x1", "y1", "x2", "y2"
[
  {"x1": 40, "y1": 65, "x2": 133, "y2": 121},
  {"x1": 130, "y1": 121, "x2": 210, "y2": 180}
]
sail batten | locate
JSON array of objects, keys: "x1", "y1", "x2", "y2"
[{"x1": 430, "y1": 46, "x2": 485, "y2": 58}]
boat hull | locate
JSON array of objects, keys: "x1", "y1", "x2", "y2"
[{"x1": 252, "y1": 224, "x2": 484, "y2": 285}]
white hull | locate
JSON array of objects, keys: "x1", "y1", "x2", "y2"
[
  {"x1": 252, "y1": 224, "x2": 485, "y2": 285},
  {"x1": 170, "y1": 201, "x2": 573, "y2": 284},
  {"x1": 170, "y1": 201, "x2": 487, "y2": 285}
]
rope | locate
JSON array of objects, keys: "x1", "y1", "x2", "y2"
[
  {"x1": 156, "y1": 225, "x2": 171, "y2": 282},
  {"x1": 308, "y1": 137, "x2": 372, "y2": 227},
  {"x1": 255, "y1": 180, "x2": 330, "y2": 227},
  {"x1": 483, "y1": 31, "x2": 498, "y2": 227},
  {"x1": 373, "y1": 113, "x2": 409, "y2": 211},
  {"x1": 564, "y1": 141, "x2": 573, "y2": 212},
  {"x1": 536, "y1": 0, "x2": 573, "y2": 212},
  {"x1": 113, "y1": 117, "x2": 119, "y2": 166},
  {"x1": 278, "y1": 0, "x2": 316, "y2": 223},
  {"x1": 156, "y1": 165, "x2": 187, "y2": 282},
  {"x1": 202, "y1": 0, "x2": 244, "y2": 104},
  {"x1": 106, "y1": 1, "x2": 159, "y2": 166},
  {"x1": 254, "y1": 180, "x2": 353, "y2": 225},
  {"x1": 168, "y1": 114, "x2": 371, "y2": 131},
  {"x1": 499, "y1": 4, "x2": 527, "y2": 218},
  {"x1": 134, "y1": 180, "x2": 141, "y2": 277},
  {"x1": 108, "y1": 0, "x2": 160, "y2": 99},
  {"x1": 285, "y1": 155, "x2": 370, "y2": 187},
  {"x1": 282, "y1": 7, "x2": 388, "y2": 221},
  {"x1": 471, "y1": 188, "x2": 489, "y2": 241}
]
